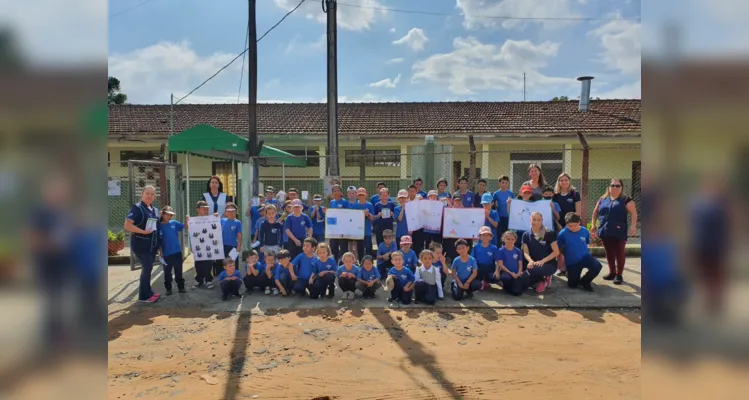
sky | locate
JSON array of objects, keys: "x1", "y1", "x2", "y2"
[{"x1": 105, "y1": 0, "x2": 644, "y2": 104}]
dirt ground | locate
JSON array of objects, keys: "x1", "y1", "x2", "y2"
[{"x1": 108, "y1": 307, "x2": 640, "y2": 400}]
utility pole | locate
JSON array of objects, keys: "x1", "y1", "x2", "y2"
[
  {"x1": 523, "y1": 72, "x2": 526, "y2": 102},
  {"x1": 324, "y1": 0, "x2": 339, "y2": 177},
  {"x1": 248, "y1": 0, "x2": 260, "y2": 199}
]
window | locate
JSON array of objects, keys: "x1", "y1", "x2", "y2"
[
  {"x1": 345, "y1": 150, "x2": 400, "y2": 167},
  {"x1": 120, "y1": 150, "x2": 158, "y2": 167},
  {"x1": 509, "y1": 153, "x2": 563, "y2": 194},
  {"x1": 283, "y1": 149, "x2": 319, "y2": 167},
  {"x1": 212, "y1": 162, "x2": 237, "y2": 197}
]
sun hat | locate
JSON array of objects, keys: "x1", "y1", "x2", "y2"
[
  {"x1": 161, "y1": 206, "x2": 176, "y2": 215},
  {"x1": 291, "y1": 199, "x2": 303, "y2": 208},
  {"x1": 312, "y1": 194, "x2": 323, "y2": 201},
  {"x1": 520, "y1": 184, "x2": 533, "y2": 194},
  {"x1": 481, "y1": 193, "x2": 493, "y2": 204},
  {"x1": 479, "y1": 226, "x2": 493, "y2": 236},
  {"x1": 400, "y1": 235, "x2": 413, "y2": 245},
  {"x1": 347, "y1": 185, "x2": 357, "y2": 192},
  {"x1": 397, "y1": 189, "x2": 408, "y2": 198},
  {"x1": 427, "y1": 190, "x2": 438, "y2": 198},
  {"x1": 357, "y1": 187, "x2": 367, "y2": 196}
]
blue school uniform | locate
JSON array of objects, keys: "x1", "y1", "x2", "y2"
[
  {"x1": 309, "y1": 205, "x2": 326, "y2": 239},
  {"x1": 453, "y1": 190, "x2": 475, "y2": 208},
  {"x1": 374, "y1": 201, "x2": 396, "y2": 233},
  {"x1": 254, "y1": 217, "x2": 266, "y2": 236},
  {"x1": 358, "y1": 266, "x2": 381, "y2": 282},
  {"x1": 497, "y1": 246, "x2": 523, "y2": 274},
  {"x1": 351, "y1": 201, "x2": 375, "y2": 237},
  {"x1": 274, "y1": 263, "x2": 293, "y2": 281},
  {"x1": 313, "y1": 257, "x2": 338, "y2": 275},
  {"x1": 557, "y1": 227, "x2": 591, "y2": 266},
  {"x1": 249, "y1": 206, "x2": 262, "y2": 236},
  {"x1": 292, "y1": 253, "x2": 316, "y2": 280},
  {"x1": 484, "y1": 209, "x2": 500, "y2": 240},
  {"x1": 492, "y1": 190, "x2": 513, "y2": 217},
  {"x1": 336, "y1": 265, "x2": 361, "y2": 278},
  {"x1": 159, "y1": 220, "x2": 184, "y2": 257},
  {"x1": 399, "y1": 248, "x2": 418, "y2": 271},
  {"x1": 329, "y1": 199, "x2": 349, "y2": 209},
  {"x1": 221, "y1": 218, "x2": 242, "y2": 247},
  {"x1": 451, "y1": 256, "x2": 478, "y2": 282},
  {"x1": 218, "y1": 269, "x2": 242, "y2": 281},
  {"x1": 388, "y1": 266, "x2": 415, "y2": 287},
  {"x1": 553, "y1": 190, "x2": 580, "y2": 227},
  {"x1": 394, "y1": 204, "x2": 409, "y2": 238},
  {"x1": 284, "y1": 214, "x2": 312, "y2": 241},
  {"x1": 472, "y1": 242, "x2": 499, "y2": 282}
]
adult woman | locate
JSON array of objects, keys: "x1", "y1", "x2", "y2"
[
  {"x1": 591, "y1": 179, "x2": 639, "y2": 285},
  {"x1": 553, "y1": 172, "x2": 581, "y2": 227},
  {"x1": 123, "y1": 185, "x2": 161, "y2": 303},
  {"x1": 203, "y1": 175, "x2": 232, "y2": 218},
  {"x1": 521, "y1": 163, "x2": 546, "y2": 201},
  {"x1": 521, "y1": 212, "x2": 560, "y2": 293}
]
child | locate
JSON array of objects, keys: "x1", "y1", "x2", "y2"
[
  {"x1": 273, "y1": 250, "x2": 297, "y2": 296},
  {"x1": 492, "y1": 175, "x2": 514, "y2": 238},
  {"x1": 443, "y1": 192, "x2": 468, "y2": 262},
  {"x1": 394, "y1": 189, "x2": 409, "y2": 244},
  {"x1": 259, "y1": 204, "x2": 283, "y2": 256},
  {"x1": 309, "y1": 194, "x2": 326, "y2": 243},
  {"x1": 264, "y1": 187, "x2": 278, "y2": 206},
  {"x1": 423, "y1": 190, "x2": 443, "y2": 246},
  {"x1": 370, "y1": 182, "x2": 387, "y2": 205},
  {"x1": 251, "y1": 206, "x2": 267, "y2": 244},
  {"x1": 356, "y1": 255, "x2": 381, "y2": 299},
  {"x1": 262, "y1": 250, "x2": 280, "y2": 295},
  {"x1": 386, "y1": 251, "x2": 415, "y2": 304},
  {"x1": 159, "y1": 205, "x2": 185, "y2": 295},
  {"x1": 406, "y1": 184, "x2": 425, "y2": 254},
  {"x1": 192, "y1": 200, "x2": 216, "y2": 289},
  {"x1": 495, "y1": 231, "x2": 528, "y2": 296},
  {"x1": 291, "y1": 237, "x2": 318, "y2": 297},
  {"x1": 414, "y1": 250, "x2": 443, "y2": 305},
  {"x1": 430, "y1": 241, "x2": 449, "y2": 299},
  {"x1": 450, "y1": 239, "x2": 481, "y2": 300},
  {"x1": 473, "y1": 178, "x2": 489, "y2": 208},
  {"x1": 481, "y1": 193, "x2": 500, "y2": 245},
  {"x1": 309, "y1": 242, "x2": 338, "y2": 299},
  {"x1": 353, "y1": 187, "x2": 375, "y2": 259},
  {"x1": 542, "y1": 186, "x2": 563, "y2": 231},
  {"x1": 242, "y1": 250, "x2": 267, "y2": 295},
  {"x1": 436, "y1": 178, "x2": 452, "y2": 206},
  {"x1": 453, "y1": 176, "x2": 475, "y2": 208},
  {"x1": 219, "y1": 202, "x2": 242, "y2": 277},
  {"x1": 373, "y1": 188, "x2": 396, "y2": 246},
  {"x1": 398, "y1": 235, "x2": 418, "y2": 272},
  {"x1": 284, "y1": 199, "x2": 313, "y2": 260},
  {"x1": 218, "y1": 257, "x2": 242, "y2": 301},
  {"x1": 376, "y1": 229, "x2": 397, "y2": 279},
  {"x1": 279, "y1": 200, "x2": 292, "y2": 248},
  {"x1": 507, "y1": 185, "x2": 534, "y2": 248},
  {"x1": 557, "y1": 213, "x2": 602, "y2": 292},
  {"x1": 328, "y1": 185, "x2": 349, "y2": 260},
  {"x1": 472, "y1": 226, "x2": 500, "y2": 291},
  {"x1": 336, "y1": 252, "x2": 360, "y2": 299}
]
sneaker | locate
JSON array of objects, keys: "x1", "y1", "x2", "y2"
[
  {"x1": 387, "y1": 296, "x2": 396, "y2": 302},
  {"x1": 613, "y1": 275, "x2": 623, "y2": 285},
  {"x1": 603, "y1": 273, "x2": 616, "y2": 281},
  {"x1": 557, "y1": 270, "x2": 567, "y2": 277},
  {"x1": 234, "y1": 292, "x2": 242, "y2": 298},
  {"x1": 535, "y1": 280, "x2": 547, "y2": 294},
  {"x1": 139, "y1": 294, "x2": 160, "y2": 303},
  {"x1": 178, "y1": 287, "x2": 187, "y2": 293},
  {"x1": 264, "y1": 287, "x2": 271, "y2": 295},
  {"x1": 222, "y1": 295, "x2": 228, "y2": 301},
  {"x1": 153, "y1": 293, "x2": 161, "y2": 298},
  {"x1": 272, "y1": 288, "x2": 280, "y2": 295},
  {"x1": 166, "y1": 289, "x2": 173, "y2": 296},
  {"x1": 326, "y1": 289, "x2": 335, "y2": 299},
  {"x1": 192, "y1": 282, "x2": 202, "y2": 289},
  {"x1": 479, "y1": 281, "x2": 487, "y2": 291},
  {"x1": 349, "y1": 291, "x2": 356, "y2": 300},
  {"x1": 581, "y1": 283, "x2": 594, "y2": 292},
  {"x1": 206, "y1": 283, "x2": 215, "y2": 289},
  {"x1": 466, "y1": 291, "x2": 474, "y2": 298}
]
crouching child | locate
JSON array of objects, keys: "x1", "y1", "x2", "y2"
[
  {"x1": 309, "y1": 243, "x2": 337, "y2": 299},
  {"x1": 242, "y1": 250, "x2": 266, "y2": 294},
  {"x1": 218, "y1": 257, "x2": 242, "y2": 300},
  {"x1": 274, "y1": 250, "x2": 297, "y2": 296},
  {"x1": 291, "y1": 237, "x2": 317, "y2": 297},
  {"x1": 356, "y1": 255, "x2": 381, "y2": 299},
  {"x1": 336, "y1": 252, "x2": 360, "y2": 300},
  {"x1": 451, "y1": 239, "x2": 481, "y2": 300},
  {"x1": 386, "y1": 251, "x2": 415, "y2": 304}
]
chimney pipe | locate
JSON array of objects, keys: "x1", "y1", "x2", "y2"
[{"x1": 577, "y1": 76, "x2": 594, "y2": 111}]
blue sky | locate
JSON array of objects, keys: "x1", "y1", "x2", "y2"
[{"x1": 107, "y1": 0, "x2": 642, "y2": 104}]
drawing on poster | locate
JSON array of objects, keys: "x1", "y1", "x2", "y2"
[
  {"x1": 442, "y1": 208, "x2": 484, "y2": 239},
  {"x1": 508, "y1": 199, "x2": 554, "y2": 231},
  {"x1": 188, "y1": 215, "x2": 225, "y2": 261},
  {"x1": 405, "y1": 200, "x2": 444, "y2": 232},
  {"x1": 325, "y1": 208, "x2": 365, "y2": 240}
]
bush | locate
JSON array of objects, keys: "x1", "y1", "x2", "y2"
[{"x1": 108, "y1": 230, "x2": 125, "y2": 243}]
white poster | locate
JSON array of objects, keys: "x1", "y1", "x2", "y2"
[
  {"x1": 442, "y1": 208, "x2": 485, "y2": 239},
  {"x1": 188, "y1": 215, "x2": 225, "y2": 261},
  {"x1": 108, "y1": 177, "x2": 121, "y2": 196},
  {"x1": 508, "y1": 199, "x2": 554, "y2": 232},
  {"x1": 405, "y1": 200, "x2": 444, "y2": 232},
  {"x1": 325, "y1": 208, "x2": 365, "y2": 240}
]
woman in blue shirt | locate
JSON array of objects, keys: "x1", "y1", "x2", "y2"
[
  {"x1": 123, "y1": 186, "x2": 161, "y2": 303},
  {"x1": 591, "y1": 179, "x2": 638, "y2": 285}
]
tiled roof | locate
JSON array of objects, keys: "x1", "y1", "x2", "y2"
[{"x1": 108, "y1": 100, "x2": 641, "y2": 137}]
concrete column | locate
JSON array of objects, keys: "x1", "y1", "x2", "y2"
[
  {"x1": 481, "y1": 144, "x2": 490, "y2": 178},
  {"x1": 318, "y1": 146, "x2": 327, "y2": 178},
  {"x1": 400, "y1": 144, "x2": 408, "y2": 179}
]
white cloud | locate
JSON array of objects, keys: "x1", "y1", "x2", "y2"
[
  {"x1": 274, "y1": 0, "x2": 386, "y2": 31},
  {"x1": 368, "y1": 73, "x2": 401, "y2": 88},
  {"x1": 456, "y1": 0, "x2": 582, "y2": 30},
  {"x1": 593, "y1": 80, "x2": 641, "y2": 99},
  {"x1": 385, "y1": 57, "x2": 404, "y2": 64},
  {"x1": 390, "y1": 27, "x2": 396, "y2": 33},
  {"x1": 588, "y1": 18, "x2": 641, "y2": 75},
  {"x1": 285, "y1": 34, "x2": 326, "y2": 54},
  {"x1": 411, "y1": 36, "x2": 571, "y2": 96},
  {"x1": 392, "y1": 28, "x2": 429, "y2": 51},
  {"x1": 337, "y1": 93, "x2": 400, "y2": 103}
]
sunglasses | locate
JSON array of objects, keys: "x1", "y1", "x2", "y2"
[{"x1": 609, "y1": 184, "x2": 622, "y2": 188}]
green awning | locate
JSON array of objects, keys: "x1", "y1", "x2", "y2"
[{"x1": 168, "y1": 124, "x2": 305, "y2": 166}]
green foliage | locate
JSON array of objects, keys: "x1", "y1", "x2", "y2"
[
  {"x1": 108, "y1": 76, "x2": 128, "y2": 105},
  {"x1": 551, "y1": 95, "x2": 570, "y2": 102},
  {"x1": 586, "y1": 222, "x2": 603, "y2": 246},
  {"x1": 108, "y1": 230, "x2": 125, "y2": 243}
]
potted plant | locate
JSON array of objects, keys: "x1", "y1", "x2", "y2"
[{"x1": 108, "y1": 230, "x2": 126, "y2": 256}]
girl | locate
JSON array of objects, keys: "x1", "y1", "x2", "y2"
[
  {"x1": 443, "y1": 192, "x2": 466, "y2": 262},
  {"x1": 430, "y1": 241, "x2": 449, "y2": 300},
  {"x1": 258, "y1": 204, "x2": 283, "y2": 257},
  {"x1": 506, "y1": 184, "x2": 535, "y2": 248},
  {"x1": 352, "y1": 188, "x2": 375, "y2": 259},
  {"x1": 435, "y1": 178, "x2": 452, "y2": 207},
  {"x1": 356, "y1": 255, "x2": 381, "y2": 299},
  {"x1": 398, "y1": 235, "x2": 418, "y2": 272},
  {"x1": 481, "y1": 193, "x2": 500, "y2": 245},
  {"x1": 279, "y1": 200, "x2": 292, "y2": 249},
  {"x1": 414, "y1": 250, "x2": 443, "y2": 305},
  {"x1": 123, "y1": 185, "x2": 160, "y2": 303},
  {"x1": 159, "y1": 206, "x2": 185, "y2": 295},
  {"x1": 495, "y1": 231, "x2": 528, "y2": 296},
  {"x1": 309, "y1": 243, "x2": 338, "y2": 299},
  {"x1": 336, "y1": 252, "x2": 360, "y2": 299},
  {"x1": 386, "y1": 251, "x2": 414, "y2": 304},
  {"x1": 394, "y1": 189, "x2": 409, "y2": 245},
  {"x1": 218, "y1": 202, "x2": 242, "y2": 278},
  {"x1": 309, "y1": 194, "x2": 326, "y2": 243},
  {"x1": 472, "y1": 226, "x2": 500, "y2": 291},
  {"x1": 553, "y1": 172, "x2": 581, "y2": 229},
  {"x1": 521, "y1": 212, "x2": 559, "y2": 294},
  {"x1": 521, "y1": 163, "x2": 546, "y2": 201},
  {"x1": 591, "y1": 179, "x2": 638, "y2": 285}
]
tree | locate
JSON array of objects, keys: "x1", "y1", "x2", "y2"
[
  {"x1": 551, "y1": 96, "x2": 569, "y2": 102},
  {"x1": 0, "y1": 28, "x2": 24, "y2": 71},
  {"x1": 108, "y1": 76, "x2": 128, "y2": 105}
]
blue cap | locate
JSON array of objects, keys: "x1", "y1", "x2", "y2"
[{"x1": 481, "y1": 193, "x2": 493, "y2": 204}]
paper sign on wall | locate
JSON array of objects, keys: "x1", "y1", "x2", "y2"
[
  {"x1": 508, "y1": 199, "x2": 554, "y2": 232},
  {"x1": 324, "y1": 208, "x2": 365, "y2": 240},
  {"x1": 188, "y1": 215, "x2": 225, "y2": 261},
  {"x1": 442, "y1": 208, "x2": 485, "y2": 239},
  {"x1": 404, "y1": 200, "x2": 444, "y2": 232}
]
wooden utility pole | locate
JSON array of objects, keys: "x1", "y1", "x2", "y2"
[
  {"x1": 248, "y1": 0, "x2": 260, "y2": 199},
  {"x1": 324, "y1": 0, "x2": 340, "y2": 177}
]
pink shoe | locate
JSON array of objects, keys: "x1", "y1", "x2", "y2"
[
  {"x1": 535, "y1": 280, "x2": 547, "y2": 293},
  {"x1": 141, "y1": 294, "x2": 160, "y2": 303},
  {"x1": 479, "y1": 281, "x2": 487, "y2": 291},
  {"x1": 545, "y1": 275, "x2": 552, "y2": 288},
  {"x1": 153, "y1": 293, "x2": 161, "y2": 298}
]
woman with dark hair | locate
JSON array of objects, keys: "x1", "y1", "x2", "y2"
[
  {"x1": 123, "y1": 185, "x2": 161, "y2": 303},
  {"x1": 204, "y1": 175, "x2": 233, "y2": 217},
  {"x1": 522, "y1": 163, "x2": 546, "y2": 201},
  {"x1": 591, "y1": 178, "x2": 639, "y2": 285}
]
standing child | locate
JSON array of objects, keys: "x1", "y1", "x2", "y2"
[
  {"x1": 385, "y1": 252, "x2": 415, "y2": 304},
  {"x1": 472, "y1": 226, "x2": 500, "y2": 291},
  {"x1": 406, "y1": 184, "x2": 425, "y2": 254},
  {"x1": 309, "y1": 243, "x2": 338, "y2": 299},
  {"x1": 356, "y1": 255, "x2": 381, "y2": 299},
  {"x1": 453, "y1": 176, "x2": 475, "y2": 208},
  {"x1": 218, "y1": 257, "x2": 242, "y2": 301},
  {"x1": 414, "y1": 250, "x2": 443, "y2": 305},
  {"x1": 309, "y1": 194, "x2": 326, "y2": 243},
  {"x1": 191, "y1": 201, "x2": 215, "y2": 289},
  {"x1": 423, "y1": 190, "x2": 443, "y2": 246},
  {"x1": 328, "y1": 185, "x2": 349, "y2": 260},
  {"x1": 495, "y1": 231, "x2": 528, "y2": 296},
  {"x1": 291, "y1": 237, "x2": 317, "y2": 297},
  {"x1": 352, "y1": 187, "x2": 375, "y2": 259},
  {"x1": 279, "y1": 200, "x2": 292, "y2": 249},
  {"x1": 242, "y1": 250, "x2": 267, "y2": 295},
  {"x1": 443, "y1": 192, "x2": 468, "y2": 262},
  {"x1": 430, "y1": 241, "x2": 449, "y2": 300},
  {"x1": 398, "y1": 235, "x2": 418, "y2": 272},
  {"x1": 473, "y1": 179, "x2": 489, "y2": 208},
  {"x1": 492, "y1": 175, "x2": 514, "y2": 238},
  {"x1": 251, "y1": 205, "x2": 267, "y2": 245},
  {"x1": 507, "y1": 185, "x2": 535, "y2": 249},
  {"x1": 218, "y1": 203, "x2": 242, "y2": 277},
  {"x1": 451, "y1": 239, "x2": 481, "y2": 300},
  {"x1": 376, "y1": 229, "x2": 397, "y2": 279},
  {"x1": 436, "y1": 178, "x2": 452, "y2": 206},
  {"x1": 258, "y1": 204, "x2": 283, "y2": 257},
  {"x1": 373, "y1": 188, "x2": 396, "y2": 246},
  {"x1": 284, "y1": 199, "x2": 313, "y2": 260},
  {"x1": 159, "y1": 206, "x2": 186, "y2": 295},
  {"x1": 337, "y1": 252, "x2": 360, "y2": 299},
  {"x1": 274, "y1": 249, "x2": 297, "y2": 296},
  {"x1": 481, "y1": 193, "x2": 500, "y2": 246},
  {"x1": 557, "y1": 213, "x2": 602, "y2": 292},
  {"x1": 394, "y1": 189, "x2": 409, "y2": 245}
]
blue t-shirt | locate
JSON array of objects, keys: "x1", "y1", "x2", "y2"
[
  {"x1": 358, "y1": 266, "x2": 381, "y2": 281},
  {"x1": 417, "y1": 190, "x2": 428, "y2": 199},
  {"x1": 329, "y1": 199, "x2": 348, "y2": 209},
  {"x1": 454, "y1": 190, "x2": 475, "y2": 208},
  {"x1": 274, "y1": 263, "x2": 294, "y2": 280},
  {"x1": 497, "y1": 246, "x2": 523, "y2": 274},
  {"x1": 254, "y1": 217, "x2": 266, "y2": 235},
  {"x1": 394, "y1": 205, "x2": 409, "y2": 237},
  {"x1": 484, "y1": 209, "x2": 500, "y2": 238},
  {"x1": 351, "y1": 201, "x2": 375, "y2": 236},
  {"x1": 388, "y1": 266, "x2": 415, "y2": 287},
  {"x1": 159, "y1": 220, "x2": 184, "y2": 256},
  {"x1": 557, "y1": 227, "x2": 591, "y2": 266},
  {"x1": 492, "y1": 190, "x2": 514, "y2": 217},
  {"x1": 451, "y1": 256, "x2": 478, "y2": 282},
  {"x1": 377, "y1": 241, "x2": 397, "y2": 265},
  {"x1": 399, "y1": 248, "x2": 418, "y2": 271},
  {"x1": 374, "y1": 201, "x2": 396, "y2": 231},
  {"x1": 249, "y1": 206, "x2": 262, "y2": 235},
  {"x1": 260, "y1": 262, "x2": 279, "y2": 275},
  {"x1": 284, "y1": 214, "x2": 312, "y2": 241},
  {"x1": 218, "y1": 270, "x2": 242, "y2": 281},
  {"x1": 313, "y1": 257, "x2": 338, "y2": 275},
  {"x1": 309, "y1": 206, "x2": 326, "y2": 236},
  {"x1": 221, "y1": 218, "x2": 242, "y2": 247},
  {"x1": 337, "y1": 265, "x2": 360, "y2": 278},
  {"x1": 292, "y1": 253, "x2": 316, "y2": 280},
  {"x1": 471, "y1": 242, "x2": 499, "y2": 266}
]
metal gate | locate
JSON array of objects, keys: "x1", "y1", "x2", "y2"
[{"x1": 128, "y1": 160, "x2": 185, "y2": 271}]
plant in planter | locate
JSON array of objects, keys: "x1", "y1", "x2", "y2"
[
  {"x1": 586, "y1": 223, "x2": 603, "y2": 247},
  {"x1": 108, "y1": 230, "x2": 126, "y2": 256}
]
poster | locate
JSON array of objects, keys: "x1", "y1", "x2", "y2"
[
  {"x1": 108, "y1": 177, "x2": 121, "y2": 196},
  {"x1": 325, "y1": 208, "x2": 365, "y2": 240},
  {"x1": 405, "y1": 200, "x2": 444, "y2": 232},
  {"x1": 188, "y1": 215, "x2": 225, "y2": 261},
  {"x1": 508, "y1": 199, "x2": 554, "y2": 232},
  {"x1": 442, "y1": 208, "x2": 485, "y2": 239}
]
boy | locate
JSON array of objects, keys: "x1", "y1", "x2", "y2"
[
  {"x1": 218, "y1": 257, "x2": 242, "y2": 301},
  {"x1": 394, "y1": 189, "x2": 409, "y2": 244},
  {"x1": 398, "y1": 235, "x2": 418, "y2": 272},
  {"x1": 337, "y1": 252, "x2": 360, "y2": 299},
  {"x1": 495, "y1": 231, "x2": 528, "y2": 296},
  {"x1": 219, "y1": 203, "x2": 242, "y2": 277},
  {"x1": 274, "y1": 249, "x2": 297, "y2": 296},
  {"x1": 443, "y1": 192, "x2": 467, "y2": 262},
  {"x1": 414, "y1": 250, "x2": 443, "y2": 305},
  {"x1": 352, "y1": 187, "x2": 375, "y2": 259},
  {"x1": 406, "y1": 184, "x2": 425, "y2": 254},
  {"x1": 373, "y1": 188, "x2": 396, "y2": 246},
  {"x1": 309, "y1": 194, "x2": 326, "y2": 243},
  {"x1": 328, "y1": 184, "x2": 348, "y2": 260},
  {"x1": 262, "y1": 250, "x2": 280, "y2": 295},
  {"x1": 557, "y1": 213, "x2": 602, "y2": 292},
  {"x1": 284, "y1": 199, "x2": 313, "y2": 260},
  {"x1": 287, "y1": 188, "x2": 309, "y2": 212},
  {"x1": 436, "y1": 178, "x2": 452, "y2": 206},
  {"x1": 370, "y1": 182, "x2": 387, "y2": 205},
  {"x1": 376, "y1": 229, "x2": 397, "y2": 278},
  {"x1": 242, "y1": 250, "x2": 267, "y2": 295},
  {"x1": 192, "y1": 200, "x2": 216, "y2": 289},
  {"x1": 386, "y1": 251, "x2": 415, "y2": 304},
  {"x1": 356, "y1": 255, "x2": 381, "y2": 299},
  {"x1": 309, "y1": 243, "x2": 337, "y2": 299},
  {"x1": 264, "y1": 187, "x2": 278, "y2": 206},
  {"x1": 413, "y1": 177, "x2": 428, "y2": 199},
  {"x1": 430, "y1": 241, "x2": 449, "y2": 299},
  {"x1": 472, "y1": 226, "x2": 500, "y2": 291},
  {"x1": 473, "y1": 178, "x2": 489, "y2": 208},
  {"x1": 451, "y1": 239, "x2": 481, "y2": 300},
  {"x1": 258, "y1": 204, "x2": 283, "y2": 256},
  {"x1": 481, "y1": 193, "x2": 500, "y2": 245},
  {"x1": 492, "y1": 175, "x2": 514, "y2": 238},
  {"x1": 291, "y1": 237, "x2": 318, "y2": 297},
  {"x1": 453, "y1": 177, "x2": 475, "y2": 208},
  {"x1": 542, "y1": 186, "x2": 563, "y2": 231},
  {"x1": 251, "y1": 206, "x2": 267, "y2": 244}
]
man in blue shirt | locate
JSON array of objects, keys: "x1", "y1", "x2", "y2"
[
  {"x1": 557, "y1": 213, "x2": 602, "y2": 292},
  {"x1": 453, "y1": 177, "x2": 475, "y2": 208}
]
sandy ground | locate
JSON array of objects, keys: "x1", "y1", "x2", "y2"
[{"x1": 108, "y1": 308, "x2": 641, "y2": 400}]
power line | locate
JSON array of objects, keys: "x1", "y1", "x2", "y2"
[
  {"x1": 237, "y1": 21, "x2": 250, "y2": 102},
  {"x1": 337, "y1": 1, "x2": 641, "y2": 22},
  {"x1": 109, "y1": 0, "x2": 159, "y2": 19},
  {"x1": 175, "y1": 0, "x2": 307, "y2": 104}
]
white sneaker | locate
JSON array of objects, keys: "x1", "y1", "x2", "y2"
[
  {"x1": 348, "y1": 291, "x2": 355, "y2": 300},
  {"x1": 192, "y1": 282, "x2": 200, "y2": 289},
  {"x1": 341, "y1": 291, "x2": 348, "y2": 299},
  {"x1": 264, "y1": 287, "x2": 271, "y2": 295},
  {"x1": 206, "y1": 283, "x2": 215, "y2": 289},
  {"x1": 272, "y1": 288, "x2": 280, "y2": 295}
]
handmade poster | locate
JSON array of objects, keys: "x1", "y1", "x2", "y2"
[
  {"x1": 325, "y1": 208, "x2": 365, "y2": 240},
  {"x1": 508, "y1": 199, "x2": 554, "y2": 232},
  {"x1": 442, "y1": 208, "x2": 485, "y2": 239},
  {"x1": 404, "y1": 200, "x2": 421, "y2": 232},
  {"x1": 188, "y1": 215, "x2": 225, "y2": 261},
  {"x1": 405, "y1": 200, "x2": 444, "y2": 232}
]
